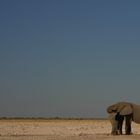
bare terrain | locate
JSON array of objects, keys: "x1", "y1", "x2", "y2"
[{"x1": 0, "y1": 119, "x2": 140, "y2": 140}]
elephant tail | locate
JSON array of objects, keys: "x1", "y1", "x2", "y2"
[{"x1": 132, "y1": 113, "x2": 134, "y2": 121}]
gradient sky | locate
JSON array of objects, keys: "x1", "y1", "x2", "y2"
[{"x1": 1, "y1": 0, "x2": 140, "y2": 118}]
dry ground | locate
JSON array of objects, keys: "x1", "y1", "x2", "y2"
[{"x1": 0, "y1": 119, "x2": 140, "y2": 140}]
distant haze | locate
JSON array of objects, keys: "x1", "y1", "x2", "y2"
[{"x1": 1, "y1": 0, "x2": 140, "y2": 118}]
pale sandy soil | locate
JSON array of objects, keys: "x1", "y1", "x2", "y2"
[{"x1": 0, "y1": 119, "x2": 140, "y2": 140}]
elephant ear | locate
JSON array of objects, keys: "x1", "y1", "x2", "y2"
[{"x1": 119, "y1": 105, "x2": 133, "y2": 115}]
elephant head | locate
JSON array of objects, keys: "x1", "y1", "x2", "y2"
[{"x1": 107, "y1": 102, "x2": 133, "y2": 116}]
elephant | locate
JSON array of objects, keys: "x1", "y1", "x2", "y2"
[{"x1": 106, "y1": 102, "x2": 139, "y2": 135}]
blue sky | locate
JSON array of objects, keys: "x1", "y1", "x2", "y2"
[{"x1": 1, "y1": 0, "x2": 140, "y2": 118}]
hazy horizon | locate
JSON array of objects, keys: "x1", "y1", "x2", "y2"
[{"x1": 1, "y1": 0, "x2": 140, "y2": 118}]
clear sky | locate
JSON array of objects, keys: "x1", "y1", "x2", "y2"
[{"x1": 1, "y1": 0, "x2": 140, "y2": 118}]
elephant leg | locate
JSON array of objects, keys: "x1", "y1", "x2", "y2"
[
  {"x1": 109, "y1": 113, "x2": 118, "y2": 135},
  {"x1": 115, "y1": 112, "x2": 124, "y2": 135},
  {"x1": 125, "y1": 115, "x2": 132, "y2": 135},
  {"x1": 118, "y1": 118, "x2": 124, "y2": 135}
]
